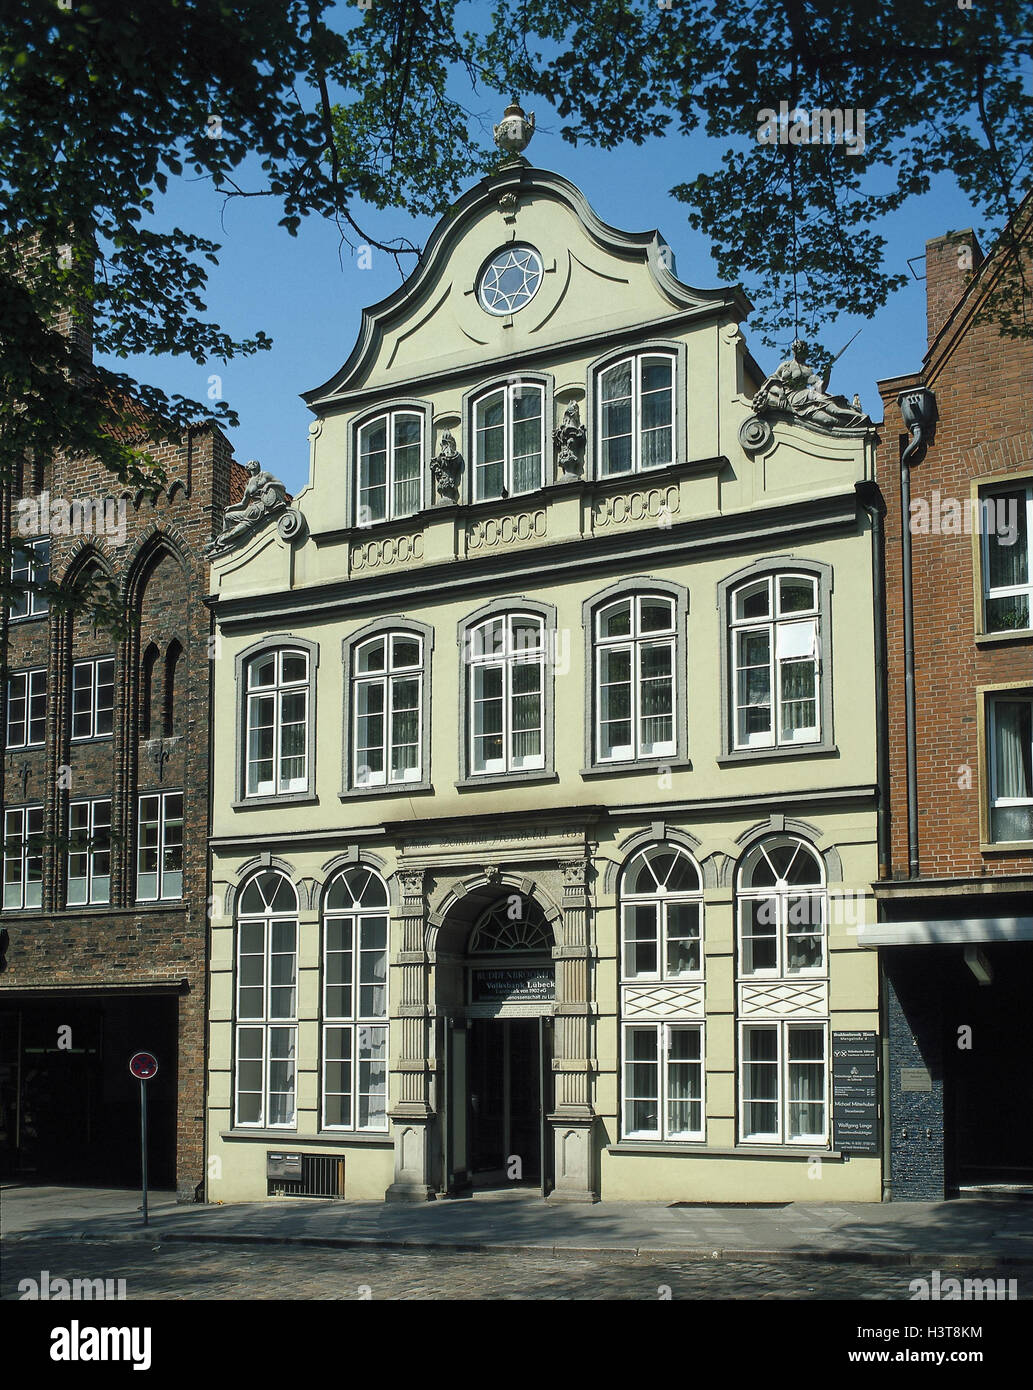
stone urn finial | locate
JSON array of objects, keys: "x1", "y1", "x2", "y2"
[{"x1": 493, "y1": 99, "x2": 535, "y2": 162}]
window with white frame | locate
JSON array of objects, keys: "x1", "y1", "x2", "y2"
[
  {"x1": 356, "y1": 409, "x2": 423, "y2": 524},
  {"x1": 730, "y1": 573, "x2": 821, "y2": 749},
  {"x1": 321, "y1": 866, "x2": 389, "y2": 1132},
  {"x1": 352, "y1": 632, "x2": 422, "y2": 787},
  {"x1": 466, "y1": 613, "x2": 545, "y2": 774},
  {"x1": 472, "y1": 381, "x2": 544, "y2": 501},
  {"x1": 737, "y1": 836, "x2": 826, "y2": 977},
  {"x1": 620, "y1": 844, "x2": 703, "y2": 980},
  {"x1": 71, "y1": 657, "x2": 115, "y2": 741},
  {"x1": 598, "y1": 353, "x2": 674, "y2": 476},
  {"x1": 244, "y1": 648, "x2": 309, "y2": 797},
  {"x1": 234, "y1": 871, "x2": 298, "y2": 1128},
  {"x1": 595, "y1": 594, "x2": 676, "y2": 762},
  {"x1": 67, "y1": 798, "x2": 111, "y2": 906},
  {"x1": 9, "y1": 538, "x2": 50, "y2": 619},
  {"x1": 623, "y1": 1024, "x2": 703, "y2": 1140},
  {"x1": 987, "y1": 693, "x2": 1033, "y2": 843},
  {"x1": 981, "y1": 484, "x2": 1031, "y2": 633},
  {"x1": 136, "y1": 791, "x2": 183, "y2": 901},
  {"x1": 6, "y1": 668, "x2": 47, "y2": 749},
  {"x1": 2, "y1": 806, "x2": 43, "y2": 910},
  {"x1": 740, "y1": 1022, "x2": 827, "y2": 1143}
]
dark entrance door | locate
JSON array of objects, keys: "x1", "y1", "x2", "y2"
[{"x1": 468, "y1": 1018, "x2": 543, "y2": 1186}]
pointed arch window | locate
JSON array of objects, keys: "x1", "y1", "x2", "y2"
[
  {"x1": 234, "y1": 871, "x2": 298, "y2": 1128},
  {"x1": 322, "y1": 866, "x2": 389, "y2": 1131}
]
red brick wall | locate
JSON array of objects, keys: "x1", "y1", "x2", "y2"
[{"x1": 878, "y1": 214, "x2": 1032, "y2": 882}]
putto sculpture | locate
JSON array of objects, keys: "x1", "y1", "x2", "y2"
[
  {"x1": 204, "y1": 459, "x2": 295, "y2": 557},
  {"x1": 430, "y1": 430, "x2": 464, "y2": 502},
  {"x1": 554, "y1": 400, "x2": 587, "y2": 479},
  {"x1": 493, "y1": 100, "x2": 535, "y2": 161},
  {"x1": 751, "y1": 339, "x2": 870, "y2": 431}
]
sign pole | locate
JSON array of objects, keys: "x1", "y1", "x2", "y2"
[{"x1": 140, "y1": 1076, "x2": 149, "y2": 1227}]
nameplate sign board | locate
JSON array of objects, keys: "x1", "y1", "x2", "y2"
[
  {"x1": 472, "y1": 966, "x2": 555, "y2": 1003},
  {"x1": 832, "y1": 1030, "x2": 880, "y2": 1154}
]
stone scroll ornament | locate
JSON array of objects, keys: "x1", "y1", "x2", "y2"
[
  {"x1": 554, "y1": 400, "x2": 587, "y2": 479},
  {"x1": 741, "y1": 338, "x2": 871, "y2": 451},
  {"x1": 430, "y1": 431, "x2": 464, "y2": 502},
  {"x1": 204, "y1": 460, "x2": 304, "y2": 557}
]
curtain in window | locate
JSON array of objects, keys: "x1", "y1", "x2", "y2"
[
  {"x1": 787, "y1": 1027, "x2": 825, "y2": 1139},
  {"x1": 995, "y1": 700, "x2": 1032, "y2": 799}
]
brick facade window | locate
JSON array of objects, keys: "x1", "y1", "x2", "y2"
[
  {"x1": 71, "y1": 657, "x2": 115, "y2": 741},
  {"x1": 2, "y1": 806, "x2": 43, "y2": 911},
  {"x1": 987, "y1": 693, "x2": 1033, "y2": 843},
  {"x1": 6, "y1": 668, "x2": 47, "y2": 749},
  {"x1": 980, "y1": 483, "x2": 1032, "y2": 633},
  {"x1": 9, "y1": 537, "x2": 50, "y2": 620},
  {"x1": 67, "y1": 798, "x2": 112, "y2": 905},
  {"x1": 136, "y1": 791, "x2": 184, "y2": 901}
]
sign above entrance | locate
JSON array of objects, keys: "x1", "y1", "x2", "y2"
[{"x1": 472, "y1": 966, "x2": 555, "y2": 1004}]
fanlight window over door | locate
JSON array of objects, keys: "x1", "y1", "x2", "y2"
[{"x1": 467, "y1": 896, "x2": 554, "y2": 954}]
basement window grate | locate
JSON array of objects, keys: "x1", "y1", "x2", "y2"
[{"x1": 267, "y1": 1153, "x2": 346, "y2": 1199}]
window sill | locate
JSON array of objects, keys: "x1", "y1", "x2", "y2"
[
  {"x1": 455, "y1": 771, "x2": 558, "y2": 790},
  {"x1": 70, "y1": 734, "x2": 115, "y2": 746},
  {"x1": 608, "y1": 1142, "x2": 842, "y2": 1159},
  {"x1": 220, "y1": 1128, "x2": 392, "y2": 1145},
  {"x1": 581, "y1": 759, "x2": 692, "y2": 779},
  {"x1": 339, "y1": 782, "x2": 433, "y2": 802},
  {"x1": 232, "y1": 792, "x2": 319, "y2": 810},
  {"x1": 717, "y1": 743, "x2": 838, "y2": 765},
  {"x1": 980, "y1": 839, "x2": 1033, "y2": 854},
  {"x1": 7, "y1": 612, "x2": 49, "y2": 625},
  {"x1": 2, "y1": 902, "x2": 189, "y2": 919},
  {"x1": 5, "y1": 744, "x2": 46, "y2": 755},
  {"x1": 974, "y1": 628, "x2": 1032, "y2": 646}
]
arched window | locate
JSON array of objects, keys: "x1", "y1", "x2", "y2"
[
  {"x1": 356, "y1": 409, "x2": 423, "y2": 524},
  {"x1": 322, "y1": 866, "x2": 389, "y2": 1132},
  {"x1": 737, "y1": 836, "x2": 826, "y2": 977},
  {"x1": 597, "y1": 352, "x2": 675, "y2": 476},
  {"x1": 352, "y1": 631, "x2": 423, "y2": 787},
  {"x1": 472, "y1": 380, "x2": 545, "y2": 501},
  {"x1": 162, "y1": 638, "x2": 182, "y2": 737},
  {"x1": 465, "y1": 612, "x2": 545, "y2": 775},
  {"x1": 244, "y1": 647, "x2": 309, "y2": 797},
  {"x1": 234, "y1": 871, "x2": 298, "y2": 1128},
  {"x1": 619, "y1": 843, "x2": 704, "y2": 1142}
]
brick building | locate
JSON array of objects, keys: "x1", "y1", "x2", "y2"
[
  {"x1": 870, "y1": 197, "x2": 1032, "y2": 1198},
  {"x1": 1, "y1": 296, "x2": 242, "y2": 1198}
]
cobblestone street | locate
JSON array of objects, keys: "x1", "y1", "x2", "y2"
[{"x1": 5, "y1": 1237, "x2": 1023, "y2": 1301}]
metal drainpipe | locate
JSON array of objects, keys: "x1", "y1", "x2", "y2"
[{"x1": 857, "y1": 481, "x2": 891, "y2": 880}]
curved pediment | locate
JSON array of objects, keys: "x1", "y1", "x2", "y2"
[{"x1": 302, "y1": 164, "x2": 749, "y2": 409}]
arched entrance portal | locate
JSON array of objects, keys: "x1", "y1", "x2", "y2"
[{"x1": 441, "y1": 889, "x2": 556, "y2": 1196}]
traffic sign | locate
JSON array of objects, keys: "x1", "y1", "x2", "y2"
[{"x1": 129, "y1": 1051, "x2": 158, "y2": 1081}]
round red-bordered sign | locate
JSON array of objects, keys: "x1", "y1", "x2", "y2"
[{"x1": 129, "y1": 1051, "x2": 158, "y2": 1081}]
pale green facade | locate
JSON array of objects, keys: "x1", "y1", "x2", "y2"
[{"x1": 206, "y1": 163, "x2": 882, "y2": 1204}]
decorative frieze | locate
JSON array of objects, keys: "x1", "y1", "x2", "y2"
[
  {"x1": 738, "y1": 979, "x2": 829, "y2": 1018},
  {"x1": 592, "y1": 484, "x2": 680, "y2": 529},
  {"x1": 466, "y1": 509, "x2": 547, "y2": 551},
  {"x1": 351, "y1": 533, "x2": 424, "y2": 570}
]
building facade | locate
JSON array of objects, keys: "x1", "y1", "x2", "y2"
[
  {"x1": 872, "y1": 200, "x2": 1033, "y2": 1200},
  {"x1": 206, "y1": 148, "x2": 884, "y2": 1204},
  {"x1": 1, "y1": 338, "x2": 240, "y2": 1197}
]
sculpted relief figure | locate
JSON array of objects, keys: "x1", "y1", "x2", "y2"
[
  {"x1": 205, "y1": 459, "x2": 289, "y2": 557},
  {"x1": 752, "y1": 339, "x2": 871, "y2": 430}
]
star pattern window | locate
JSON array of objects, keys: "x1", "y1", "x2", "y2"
[{"x1": 477, "y1": 245, "x2": 544, "y2": 315}]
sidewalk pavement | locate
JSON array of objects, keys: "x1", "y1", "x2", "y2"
[{"x1": 3, "y1": 1183, "x2": 1032, "y2": 1267}]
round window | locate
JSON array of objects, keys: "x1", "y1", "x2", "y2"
[{"x1": 477, "y1": 244, "x2": 544, "y2": 315}]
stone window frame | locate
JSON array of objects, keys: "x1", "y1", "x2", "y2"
[
  {"x1": 232, "y1": 634, "x2": 320, "y2": 810},
  {"x1": 339, "y1": 617, "x2": 435, "y2": 800},
  {"x1": 455, "y1": 595, "x2": 559, "y2": 790},
  {"x1": 461, "y1": 371, "x2": 555, "y2": 501},
  {"x1": 585, "y1": 338, "x2": 687, "y2": 482},
  {"x1": 318, "y1": 861, "x2": 391, "y2": 1135},
  {"x1": 716, "y1": 556, "x2": 836, "y2": 764},
  {"x1": 733, "y1": 832, "x2": 829, "y2": 982},
  {"x1": 977, "y1": 680, "x2": 1033, "y2": 850},
  {"x1": 5, "y1": 666, "x2": 47, "y2": 750},
  {"x1": 580, "y1": 575, "x2": 691, "y2": 777},
  {"x1": 347, "y1": 397, "x2": 435, "y2": 530}
]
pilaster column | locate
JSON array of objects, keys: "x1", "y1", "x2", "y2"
[
  {"x1": 386, "y1": 865, "x2": 437, "y2": 1202},
  {"x1": 549, "y1": 853, "x2": 598, "y2": 1202}
]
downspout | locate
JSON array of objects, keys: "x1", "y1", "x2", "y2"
[
  {"x1": 857, "y1": 480, "x2": 890, "y2": 881},
  {"x1": 897, "y1": 388, "x2": 937, "y2": 880}
]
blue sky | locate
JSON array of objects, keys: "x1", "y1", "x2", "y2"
[{"x1": 96, "y1": 35, "x2": 987, "y2": 498}]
